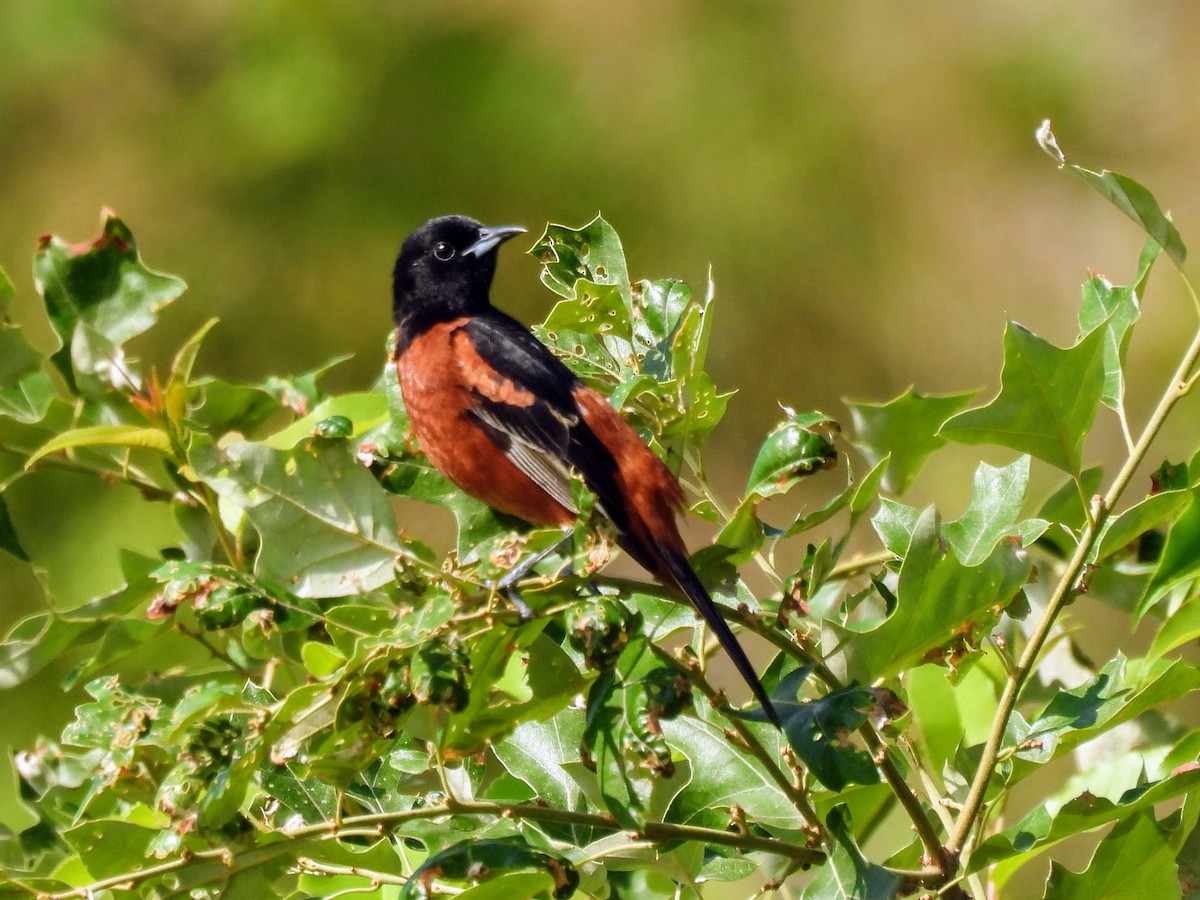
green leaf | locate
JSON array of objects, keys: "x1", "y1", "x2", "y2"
[
  {"x1": 1077, "y1": 239, "x2": 1159, "y2": 410},
  {"x1": 941, "y1": 321, "x2": 1106, "y2": 475},
  {"x1": 494, "y1": 714, "x2": 588, "y2": 814},
  {"x1": 772, "y1": 668, "x2": 882, "y2": 792},
  {"x1": 841, "y1": 506, "x2": 1031, "y2": 680},
  {"x1": 1095, "y1": 489, "x2": 1192, "y2": 562},
  {"x1": 799, "y1": 806, "x2": 900, "y2": 900},
  {"x1": 24, "y1": 424, "x2": 174, "y2": 468},
  {"x1": 1044, "y1": 809, "x2": 1184, "y2": 900},
  {"x1": 664, "y1": 716, "x2": 807, "y2": 830},
  {"x1": 262, "y1": 391, "x2": 389, "y2": 449},
  {"x1": 847, "y1": 388, "x2": 975, "y2": 495},
  {"x1": 1151, "y1": 600, "x2": 1200, "y2": 660},
  {"x1": 632, "y1": 278, "x2": 691, "y2": 379},
  {"x1": 970, "y1": 765, "x2": 1200, "y2": 874},
  {"x1": 0, "y1": 325, "x2": 55, "y2": 424},
  {"x1": 191, "y1": 438, "x2": 403, "y2": 598},
  {"x1": 943, "y1": 456, "x2": 1044, "y2": 565},
  {"x1": 534, "y1": 216, "x2": 632, "y2": 307},
  {"x1": 0, "y1": 551, "x2": 158, "y2": 687},
  {"x1": 398, "y1": 837, "x2": 577, "y2": 899},
  {"x1": 745, "y1": 411, "x2": 838, "y2": 498},
  {"x1": 34, "y1": 213, "x2": 187, "y2": 392},
  {"x1": 1138, "y1": 488, "x2": 1200, "y2": 620},
  {"x1": 62, "y1": 818, "x2": 158, "y2": 880},
  {"x1": 1038, "y1": 120, "x2": 1186, "y2": 267}
]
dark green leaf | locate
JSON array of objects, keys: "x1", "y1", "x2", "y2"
[
  {"x1": 191, "y1": 438, "x2": 404, "y2": 598},
  {"x1": 840, "y1": 506, "x2": 1031, "y2": 680},
  {"x1": 772, "y1": 668, "x2": 882, "y2": 792},
  {"x1": 745, "y1": 411, "x2": 838, "y2": 498},
  {"x1": 799, "y1": 806, "x2": 900, "y2": 900},
  {"x1": 847, "y1": 388, "x2": 975, "y2": 495},
  {"x1": 1038, "y1": 121, "x2": 1186, "y2": 266},
  {"x1": 942, "y1": 321, "x2": 1107, "y2": 475}
]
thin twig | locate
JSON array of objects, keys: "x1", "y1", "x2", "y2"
[{"x1": 946, "y1": 280, "x2": 1200, "y2": 861}]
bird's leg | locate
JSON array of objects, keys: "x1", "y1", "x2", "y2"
[{"x1": 497, "y1": 527, "x2": 575, "y2": 619}]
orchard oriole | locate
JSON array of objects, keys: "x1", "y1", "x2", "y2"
[{"x1": 391, "y1": 215, "x2": 781, "y2": 726}]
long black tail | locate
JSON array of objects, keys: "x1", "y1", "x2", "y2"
[{"x1": 655, "y1": 545, "x2": 782, "y2": 727}]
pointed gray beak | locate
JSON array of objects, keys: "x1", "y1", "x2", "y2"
[{"x1": 463, "y1": 225, "x2": 526, "y2": 258}]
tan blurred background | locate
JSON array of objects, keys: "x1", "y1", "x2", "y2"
[{"x1": 2, "y1": 0, "x2": 1199, "y2": 874}]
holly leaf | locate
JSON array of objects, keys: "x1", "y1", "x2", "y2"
[
  {"x1": 847, "y1": 388, "x2": 975, "y2": 495},
  {"x1": 191, "y1": 438, "x2": 403, "y2": 598},
  {"x1": 1043, "y1": 808, "x2": 1185, "y2": 900},
  {"x1": 1077, "y1": 239, "x2": 1159, "y2": 410},
  {"x1": 799, "y1": 806, "x2": 900, "y2": 900},
  {"x1": 941, "y1": 321, "x2": 1106, "y2": 475},
  {"x1": 34, "y1": 212, "x2": 186, "y2": 393}
]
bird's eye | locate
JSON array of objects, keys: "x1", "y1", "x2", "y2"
[{"x1": 432, "y1": 241, "x2": 455, "y2": 261}]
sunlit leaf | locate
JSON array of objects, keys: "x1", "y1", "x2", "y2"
[
  {"x1": 1137, "y1": 488, "x2": 1200, "y2": 620},
  {"x1": 941, "y1": 321, "x2": 1106, "y2": 475},
  {"x1": 970, "y1": 765, "x2": 1200, "y2": 874},
  {"x1": 191, "y1": 438, "x2": 404, "y2": 598},
  {"x1": 745, "y1": 411, "x2": 838, "y2": 498},
  {"x1": 1043, "y1": 808, "x2": 1184, "y2": 900},
  {"x1": 34, "y1": 213, "x2": 186, "y2": 392},
  {"x1": 847, "y1": 388, "x2": 975, "y2": 495},
  {"x1": 25, "y1": 424, "x2": 174, "y2": 468},
  {"x1": 798, "y1": 806, "x2": 900, "y2": 900},
  {"x1": 842, "y1": 506, "x2": 1031, "y2": 680},
  {"x1": 1077, "y1": 239, "x2": 1159, "y2": 410}
]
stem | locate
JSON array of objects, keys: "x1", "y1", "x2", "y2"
[
  {"x1": 945, "y1": 304, "x2": 1200, "y2": 860},
  {"x1": 35, "y1": 799, "x2": 821, "y2": 900}
]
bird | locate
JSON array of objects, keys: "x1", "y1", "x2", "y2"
[{"x1": 390, "y1": 214, "x2": 781, "y2": 727}]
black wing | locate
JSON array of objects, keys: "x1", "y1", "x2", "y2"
[{"x1": 460, "y1": 312, "x2": 629, "y2": 531}]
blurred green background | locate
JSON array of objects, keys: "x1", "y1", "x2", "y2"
[{"x1": 2, "y1": 0, "x2": 1199, "y2": 882}]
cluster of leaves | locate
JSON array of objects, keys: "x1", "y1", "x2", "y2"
[{"x1": 1, "y1": 123, "x2": 1199, "y2": 898}]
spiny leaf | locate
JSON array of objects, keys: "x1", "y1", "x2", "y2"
[
  {"x1": 34, "y1": 212, "x2": 186, "y2": 392},
  {"x1": 941, "y1": 321, "x2": 1106, "y2": 475},
  {"x1": 799, "y1": 806, "x2": 900, "y2": 900},
  {"x1": 970, "y1": 765, "x2": 1200, "y2": 875},
  {"x1": 190, "y1": 438, "x2": 404, "y2": 598},
  {"x1": 847, "y1": 388, "x2": 975, "y2": 495}
]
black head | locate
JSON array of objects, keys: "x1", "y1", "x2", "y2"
[{"x1": 391, "y1": 215, "x2": 526, "y2": 329}]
